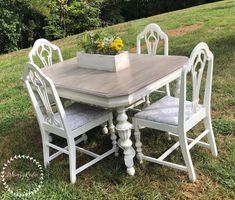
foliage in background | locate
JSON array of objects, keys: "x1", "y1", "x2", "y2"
[
  {"x1": 0, "y1": 1, "x2": 20, "y2": 53},
  {"x1": 0, "y1": 0, "x2": 221, "y2": 54},
  {"x1": 44, "y1": 0, "x2": 104, "y2": 38},
  {"x1": 43, "y1": 1, "x2": 65, "y2": 40},
  {"x1": 67, "y1": 0, "x2": 103, "y2": 34},
  {"x1": 121, "y1": 0, "x2": 220, "y2": 21},
  {"x1": 0, "y1": 0, "x2": 50, "y2": 53},
  {"x1": 100, "y1": 0, "x2": 125, "y2": 25}
]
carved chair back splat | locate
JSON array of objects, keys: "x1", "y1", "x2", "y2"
[
  {"x1": 132, "y1": 23, "x2": 170, "y2": 110},
  {"x1": 29, "y1": 38, "x2": 63, "y2": 68},
  {"x1": 137, "y1": 23, "x2": 168, "y2": 56}
]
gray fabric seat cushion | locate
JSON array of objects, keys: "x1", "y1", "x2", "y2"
[
  {"x1": 54, "y1": 103, "x2": 108, "y2": 130},
  {"x1": 135, "y1": 96, "x2": 203, "y2": 126}
]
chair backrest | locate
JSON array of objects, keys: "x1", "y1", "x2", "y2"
[
  {"x1": 24, "y1": 62, "x2": 71, "y2": 136},
  {"x1": 137, "y1": 23, "x2": 168, "y2": 55},
  {"x1": 29, "y1": 39, "x2": 63, "y2": 68},
  {"x1": 179, "y1": 42, "x2": 214, "y2": 125}
]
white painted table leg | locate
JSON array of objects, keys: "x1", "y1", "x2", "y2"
[
  {"x1": 116, "y1": 107, "x2": 135, "y2": 176},
  {"x1": 174, "y1": 77, "x2": 181, "y2": 97}
]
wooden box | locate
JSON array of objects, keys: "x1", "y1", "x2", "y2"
[{"x1": 77, "y1": 51, "x2": 130, "y2": 72}]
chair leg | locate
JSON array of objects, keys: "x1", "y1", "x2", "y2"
[
  {"x1": 165, "y1": 132, "x2": 172, "y2": 140},
  {"x1": 174, "y1": 78, "x2": 181, "y2": 98},
  {"x1": 101, "y1": 123, "x2": 108, "y2": 134},
  {"x1": 109, "y1": 114, "x2": 119, "y2": 156},
  {"x1": 81, "y1": 133, "x2": 88, "y2": 144},
  {"x1": 48, "y1": 133, "x2": 53, "y2": 142},
  {"x1": 179, "y1": 132, "x2": 196, "y2": 182},
  {"x1": 42, "y1": 130, "x2": 50, "y2": 168},
  {"x1": 204, "y1": 116, "x2": 218, "y2": 157},
  {"x1": 67, "y1": 138, "x2": 77, "y2": 184},
  {"x1": 134, "y1": 122, "x2": 143, "y2": 163},
  {"x1": 165, "y1": 84, "x2": 171, "y2": 141},
  {"x1": 145, "y1": 95, "x2": 151, "y2": 107},
  {"x1": 165, "y1": 83, "x2": 171, "y2": 96}
]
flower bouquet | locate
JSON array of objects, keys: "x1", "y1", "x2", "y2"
[{"x1": 77, "y1": 32, "x2": 130, "y2": 72}]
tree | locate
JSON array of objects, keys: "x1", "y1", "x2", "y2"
[
  {"x1": 13, "y1": 0, "x2": 50, "y2": 48},
  {"x1": 0, "y1": 0, "x2": 50, "y2": 53},
  {"x1": 44, "y1": 0, "x2": 103, "y2": 38},
  {"x1": 0, "y1": 0, "x2": 221, "y2": 54},
  {"x1": 0, "y1": 1, "x2": 20, "y2": 53},
  {"x1": 121, "y1": 0, "x2": 220, "y2": 21},
  {"x1": 44, "y1": 1, "x2": 65, "y2": 40},
  {"x1": 100, "y1": 0, "x2": 124, "y2": 25},
  {"x1": 66, "y1": 0, "x2": 103, "y2": 34}
]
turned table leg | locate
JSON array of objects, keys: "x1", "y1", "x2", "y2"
[
  {"x1": 174, "y1": 77, "x2": 181, "y2": 97},
  {"x1": 116, "y1": 107, "x2": 135, "y2": 176}
]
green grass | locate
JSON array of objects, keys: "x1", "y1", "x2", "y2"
[{"x1": 0, "y1": 0, "x2": 235, "y2": 199}]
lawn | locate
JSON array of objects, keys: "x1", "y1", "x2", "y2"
[{"x1": 0, "y1": 0, "x2": 235, "y2": 199}]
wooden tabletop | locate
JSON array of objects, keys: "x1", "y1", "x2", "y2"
[{"x1": 42, "y1": 53, "x2": 188, "y2": 98}]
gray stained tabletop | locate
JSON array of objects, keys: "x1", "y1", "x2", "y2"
[{"x1": 42, "y1": 53, "x2": 188, "y2": 98}]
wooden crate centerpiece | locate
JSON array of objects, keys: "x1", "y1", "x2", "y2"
[
  {"x1": 77, "y1": 32, "x2": 129, "y2": 72},
  {"x1": 77, "y1": 51, "x2": 130, "y2": 72}
]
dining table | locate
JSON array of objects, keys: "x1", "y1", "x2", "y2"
[{"x1": 42, "y1": 53, "x2": 188, "y2": 176}]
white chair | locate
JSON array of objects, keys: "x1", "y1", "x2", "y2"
[
  {"x1": 28, "y1": 38, "x2": 108, "y2": 136},
  {"x1": 24, "y1": 62, "x2": 118, "y2": 183},
  {"x1": 29, "y1": 38, "x2": 63, "y2": 67},
  {"x1": 133, "y1": 42, "x2": 218, "y2": 182},
  {"x1": 135, "y1": 23, "x2": 170, "y2": 108},
  {"x1": 137, "y1": 23, "x2": 169, "y2": 56},
  {"x1": 28, "y1": 39, "x2": 69, "y2": 141}
]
